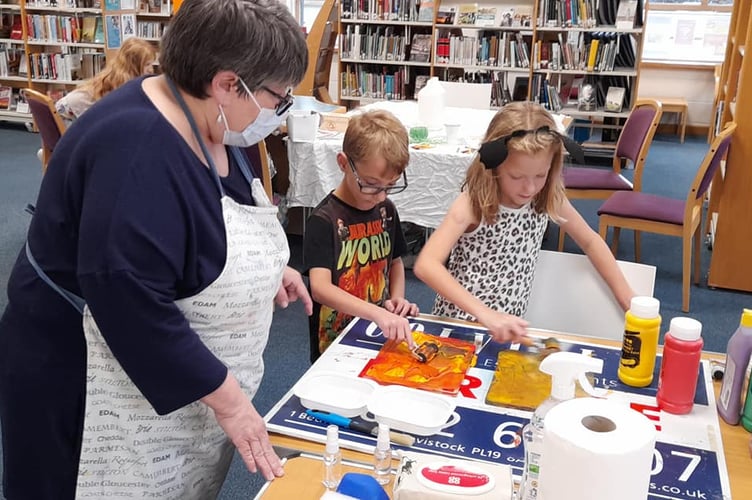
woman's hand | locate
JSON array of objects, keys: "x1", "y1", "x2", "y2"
[
  {"x1": 385, "y1": 297, "x2": 420, "y2": 317},
  {"x1": 275, "y1": 266, "x2": 313, "y2": 315},
  {"x1": 204, "y1": 374, "x2": 283, "y2": 481},
  {"x1": 476, "y1": 308, "x2": 529, "y2": 343}
]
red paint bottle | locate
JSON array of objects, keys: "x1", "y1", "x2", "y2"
[{"x1": 657, "y1": 317, "x2": 703, "y2": 415}]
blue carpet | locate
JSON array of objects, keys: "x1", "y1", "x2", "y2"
[{"x1": 0, "y1": 123, "x2": 750, "y2": 498}]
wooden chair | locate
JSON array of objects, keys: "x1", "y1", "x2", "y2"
[
  {"x1": 21, "y1": 88, "x2": 66, "y2": 174},
  {"x1": 294, "y1": 0, "x2": 338, "y2": 103},
  {"x1": 558, "y1": 98, "x2": 662, "y2": 251},
  {"x1": 597, "y1": 122, "x2": 736, "y2": 312}
]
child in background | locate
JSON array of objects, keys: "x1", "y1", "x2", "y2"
[
  {"x1": 304, "y1": 110, "x2": 419, "y2": 362},
  {"x1": 56, "y1": 37, "x2": 157, "y2": 126},
  {"x1": 414, "y1": 101, "x2": 634, "y2": 343}
]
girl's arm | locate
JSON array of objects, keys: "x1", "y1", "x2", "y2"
[
  {"x1": 414, "y1": 193, "x2": 528, "y2": 341},
  {"x1": 558, "y1": 198, "x2": 635, "y2": 311}
]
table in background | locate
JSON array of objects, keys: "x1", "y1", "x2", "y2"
[
  {"x1": 286, "y1": 101, "x2": 570, "y2": 229},
  {"x1": 258, "y1": 317, "x2": 751, "y2": 499}
]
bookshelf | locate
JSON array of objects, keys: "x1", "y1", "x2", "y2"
[
  {"x1": 0, "y1": 0, "x2": 168, "y2": 124},
  {"x1": 335, "y1": 0, "x2": 646, "y2": 151},
  {"x1": 707, "y1": 0, "x2": 752, "y2": 292}
]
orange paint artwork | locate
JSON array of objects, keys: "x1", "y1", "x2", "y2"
[{"x1": 361, "y1": 332, "x2": 476, "y2": 395}]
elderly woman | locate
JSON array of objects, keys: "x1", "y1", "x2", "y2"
[{"x1": 0, "y1": 0, "x2": 310, "y2": 498}]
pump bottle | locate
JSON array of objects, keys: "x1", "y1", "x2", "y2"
[
  {"x1": 518, "y1": 352, "x2": 606, "y2": 500},
  {"x1": 322, "y1": 424, "x2": 342, "y2": 489},
  {"x1": 618, "y1": 296, "x2": 662, "y2": 387},
  {"x1": 373, "y1": 423, "x2": 392, "y2": 485},
  {"x1": 718, "y1": 309, "x2": 752, "y2": 425}
]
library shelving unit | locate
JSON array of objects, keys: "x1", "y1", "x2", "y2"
[
  {"x1": 335, "y1": 0, "x2": 646, "y2": 151},
  {"x1": 135, "y1": 0, "x2": 171, "y2": 43},
  {"x1": 338, "y1": 1, "x2": 434, "y2": 105},
  {"x1": 0, "y1": 0, "x2": 152, "y2": 125},
  {"x1": 707, "y1": 0, "x2": 752, "y2": 292}
]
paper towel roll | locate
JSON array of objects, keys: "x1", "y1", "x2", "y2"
[{"x1": 539, "y1": 397, "x2": 656, "y2": 500}]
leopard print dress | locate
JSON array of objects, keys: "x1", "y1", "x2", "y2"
[{"x1": 433, "y1": 203, "x2": 549, "y2": 320}]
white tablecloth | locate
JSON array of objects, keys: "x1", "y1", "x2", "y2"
[{"x1": 286, "y1": 101, "x2": 568, "y2": 229}]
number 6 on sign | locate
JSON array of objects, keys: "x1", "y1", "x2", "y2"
[{"x1": 493, "y1": 421, "x2": 524, "y2": 449}]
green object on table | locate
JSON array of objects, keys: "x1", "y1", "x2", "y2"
[{"x1": 409, "y1": 126, "x2": 429, "y2": 143}]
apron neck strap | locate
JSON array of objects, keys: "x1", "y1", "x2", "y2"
[{"x1": 166, "y1": 77, "x2": 224, "y2": 197}]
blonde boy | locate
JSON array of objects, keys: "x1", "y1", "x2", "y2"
[{"x1": 304, "y1": 110, "x2": 419, "y2": 362}]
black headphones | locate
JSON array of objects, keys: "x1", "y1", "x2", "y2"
[{"x1": 478, "y1": 126, "x2": 585, "y2": 169}]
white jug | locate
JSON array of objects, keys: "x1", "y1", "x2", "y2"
[{"x1": 417, "y1": 77, "x2": 445, "y2": 131}]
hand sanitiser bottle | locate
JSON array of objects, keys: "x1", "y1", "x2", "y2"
[
  {"x1": 373, "y1": 423, "x2": 392, "y2": 485},
  {"x1": 718, "y1": 309, "x2": 752, "y2": 425},
  {"x1": 322, "y1": 424, "x2": 342, "y2": 489},
  {"x1": 518, "y1": 352, "x2": 606, "y2": 500}
]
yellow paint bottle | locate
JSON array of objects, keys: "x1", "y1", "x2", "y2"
[{"x1": 618, "y1": 296, "x2": 662, "y2": 387}]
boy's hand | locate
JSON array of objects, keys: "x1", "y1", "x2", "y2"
[
  {"x1": 374, "y1": 308, "x2": 415, "y2": 349},
  {"x1": 385, "y1": 298, "x2": 420, "y2": 317},
  {"x1": 477, "y1": 308, "x2": 529, "y2": 343}
]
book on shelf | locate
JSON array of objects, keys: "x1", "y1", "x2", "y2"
[
  {"x1": 604, "y1": 86, "x2": 626, "y2": 112},
  {"x1": 615, "y1": 0, "x2": 638, "y2": 30},
  {"x1": 0, "y1": 86, "x2": 11, "y2": 110},
  {"x1": 512, "y1": 6, "x2": 533, "y2": 27},
  {"x1": 81, "y1": 16, "x2": 97, "y2": 42},
  {"x1": 475, "y1": 7, "x2": 496, "y2": 27},
  {"x1": 435, "y1": 7, "x2": 455, "y2": 24},
  {"x1": 500, "y1": 8, "x2": 514, "y2": 27},
  {"x1": 94, "y1": 17, "x2": 105, "y2": 43},
  {"x1": 415, "y1": 75, "x2": 430, "y2": 94},
  {"x1": 105, "y1": 15, "x2": 121, "y2": 48},
  {"x1": 409, "y1": 33, "x2": 432, "y2": 63},
  {"x1": 457, "y1": 4, "x2": 478, "y2": 25},
  {"x1": 578, "y1": 82, "x2": 596, "y2": 111},
  {"x1": 105, "y1": 0, "x2": 120, "y2": 9},
  {"x1": 417, "y1": 0, "x2": 434, "y2": 23}
]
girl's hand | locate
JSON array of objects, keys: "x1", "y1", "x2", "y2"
[
  {"x1": 385, "y1": 297, "x2": 420, "y2": 317},
  {"x1": 477, "y1": 309, "x2": 529, "y2": 343},
  {"x1": 373, "y1": 308, "x2": 415, "y2": 349}
]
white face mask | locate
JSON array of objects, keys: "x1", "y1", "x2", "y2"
[{"x1": 219, "y1": 79, "x2": 288, "y2": 147}]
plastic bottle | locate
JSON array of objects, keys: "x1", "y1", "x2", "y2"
[
  {"x1": 656, "y1": 317, "x2": 704, "y2": 414},
  {"x1": 372, "y1": 423, "x2": 392, "y2": 485},
  {"x1": 518, "y1": 352, "x2": 606, "y2": 500},
  {"x1": 618, "y1": 296, "x2": 662, "y2": 387},
  {"x1": 322, "y1": 424, "x2": 342, "y2": 489},
  {"x1": 717, "y1": 309, "x2": 752, "y2": 425},
  {"x1": 417, "y1": 77, "x2": 445, "y2": 131}
]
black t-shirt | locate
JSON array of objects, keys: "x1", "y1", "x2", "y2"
[{"x1": 303, "y1": 193, "x2": 407, "y2": 359}]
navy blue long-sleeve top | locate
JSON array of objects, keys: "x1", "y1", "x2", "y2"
[{"x1": 1, "y1": 76, "x2": 257, "y2": 415}]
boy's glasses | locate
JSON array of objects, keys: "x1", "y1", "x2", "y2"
[
  {"x1": 260, "y1": 85, "x2": 294, "y2": 116},
  {"x1": 348, "y1": 158, "x2": 408, "y2": 195}
]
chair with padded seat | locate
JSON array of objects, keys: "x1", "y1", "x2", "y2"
[
  {"x1": 558, "y1": 98, "x2": 662, "y2": 251},
  {"x1": 597, "y1": 121, "x2": 736, "y2": 313},
  {"x1": 22, "y1": 88, "x2": 67, "y2": 174}
]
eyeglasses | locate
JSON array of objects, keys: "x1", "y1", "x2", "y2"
[
  {"x1": 348, "y1": 158, "x2": 408, "y2": 195},
  {"x1": 260, "y1": 85, "x2": 294, "y2": 116}
]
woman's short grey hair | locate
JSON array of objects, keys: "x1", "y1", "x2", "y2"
[{"x1": 160, "y1": 0, "x2": 308, "y2": 98}]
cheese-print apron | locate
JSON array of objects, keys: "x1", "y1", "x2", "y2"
[{"x1": 73, "y1": 80, "x2": 289, "y2": 498}]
